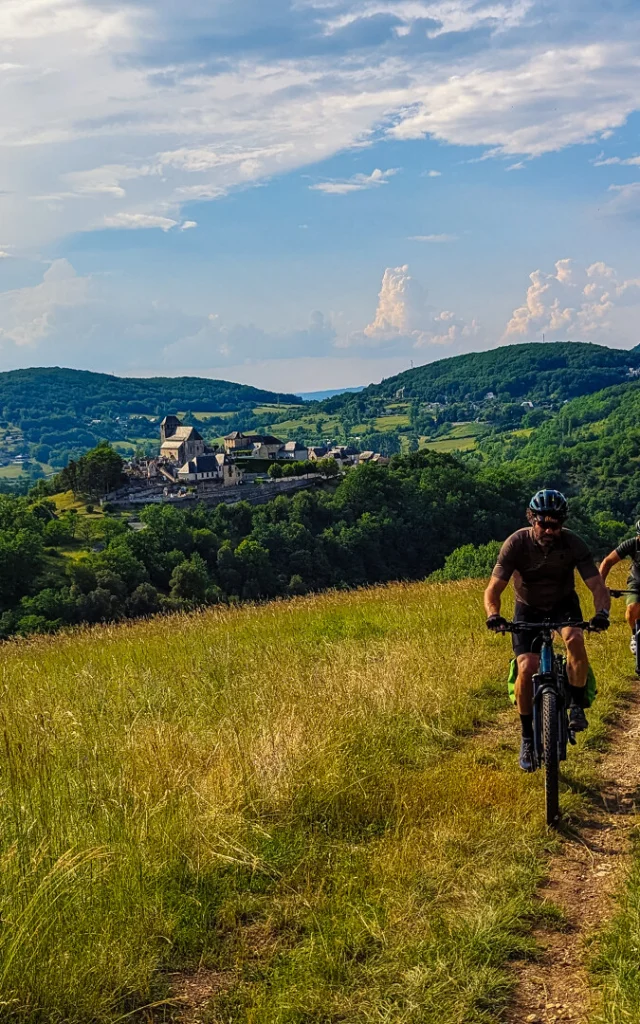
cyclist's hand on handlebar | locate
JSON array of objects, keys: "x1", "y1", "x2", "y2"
[
  {"x1": 486, "y1": 614, "x2": 508, "y2": 632},
  {"x1": 589, "y1": 611, "x2": 610, "y2": 632}
]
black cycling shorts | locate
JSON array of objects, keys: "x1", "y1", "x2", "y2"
[{"x1": 512, "y1": 591, "x2": 583, "y2": 657}]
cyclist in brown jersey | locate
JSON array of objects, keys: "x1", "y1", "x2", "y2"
[{"x1": 483, "y1": 489, "x2": 610, "y2": 771}]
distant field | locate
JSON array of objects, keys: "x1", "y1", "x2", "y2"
[
  {"x1": 374, "y1": 413, "x2": 411, "y2": 429},
  {"x1": 423, "y1": 435, "x2": 478, "y2": 452},
  {"x1": 177, "y1": 410, "x2": 236, "y2": 421},
  {"x1": 0, "y1": 575, "x2": 630, "y2": 1023},
  {"x1": 0, "y1": 463, "x2": 27, "y2": 478}
]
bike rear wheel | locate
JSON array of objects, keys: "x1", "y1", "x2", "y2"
[
  {"x1": 542, "y1": 689, "x2": 560, "y2": 826},
  {"x1": 635, "y1": 622, "x2": 640, "y2": 679}
]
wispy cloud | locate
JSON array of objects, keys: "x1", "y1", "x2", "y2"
[
  {"x1": 102, "y1": 213, "x2": 180, "y2": 231},
  {"x1": 594, "y1": 153, "x2": 640, "y2": 166},
  {"x1": 506, "y1": 161, "x2": 525, "y2": 171},
  {"x1": 424, "y1": 170, "x2": 441, "y2": 177},
  {"x1": 2, "y1": 0, "x2": 640, "y2": 254},
  {"x1": 309, "y1": 168, "x2": 399, "y2": 194},
  {"x1": 408, "y1": 233, "x2": 458, "y2": 242}
]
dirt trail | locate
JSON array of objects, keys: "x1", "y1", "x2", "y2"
[{"x1": 504, "y1": 689, "x2": 640, "y2": 1024}]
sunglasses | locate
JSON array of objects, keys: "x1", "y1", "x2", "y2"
[{"x1": 535, "y1": 518, "x2": 563, "y2": 532}]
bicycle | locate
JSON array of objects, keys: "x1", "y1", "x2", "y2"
[
  {"x1": 500, "y1": 619, "x2": 594, "y2": 827},
  {"x1": 609, "y1": 589, "x2": 640, "y2": 677}
]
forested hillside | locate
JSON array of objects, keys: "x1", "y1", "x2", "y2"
[
  {"x1": 0, "y1": 367, "x2": 300, "y2": 417},
  {"x1": 480, "y1": 379, "x2": 640, "y2": 521},
  {"x1": 322, "y1": 342, "x2": 640, "y2": 410}
]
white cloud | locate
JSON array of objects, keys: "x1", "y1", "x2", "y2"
[
  {"x1": 425, "y1": 170, "x2": 441, "y2": 177},
  {"x1": 0, "y1": 259, "x2": 91, "y2": 348},
  {"x1": 2, "y1": 1, "x2": 640, "y2": 249},
  {"x1": 506, "y1": 161, "x2": 525, "y2": 171},
  {"x1": 179, "y1": 220, "x2": 198, "y2": 231},
  {"x1": 344, "y1": 263, "x2": 480, "y2": 350},
  {"x1": 102, "y1": 213, "x2": 179, "y2": 231},
  {"x1": 503, "y1": 258, "x2": 640, "y2": 341},
  {"x1": 594, "y1": 152, "x2": 640, "y2": 166},
  {"x1": 309, "y1": 167, "x2": 399, "y2": 194},
  {"x1": 408, "y1": 233, "x2": 457, "y2": 242},
  {"x1": 389, "y1": 43, "x2": 640, "y2": 157}
]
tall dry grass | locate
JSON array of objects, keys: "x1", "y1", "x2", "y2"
[{"x1": 0, "y1": 575, "x2": 631, "y2": 1022}]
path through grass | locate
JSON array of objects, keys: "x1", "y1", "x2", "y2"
[{"x1": 0, "y1": 577, "x2": 631, "y2": 1022}]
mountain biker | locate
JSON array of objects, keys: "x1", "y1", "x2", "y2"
[
  {"x1": 483, "y1": 489, "x2": 611, "y2": 772},
  {"x1": 599, "y1": 521, "x2": 640, "y2": 652}
]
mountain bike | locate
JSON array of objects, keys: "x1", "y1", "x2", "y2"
[
  {"x1": 609, "y1": 589, "x2": 640, "y2": 677},
  {"x1": 501, "y1": 619, "x2": 594, "y2": 827}
]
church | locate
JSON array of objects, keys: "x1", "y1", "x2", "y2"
[{"x1": 159, "y1": 415, "x2": 206, "y2": 464}]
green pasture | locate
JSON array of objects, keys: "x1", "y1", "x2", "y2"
[{"x1": 0, "y1": 572, "x2": 634, "y2": 1023}]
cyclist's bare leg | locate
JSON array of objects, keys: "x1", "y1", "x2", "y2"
[
  {"x1": 561, "y1": 626, "x2": 587, "y2": 690},
  {"x1": 625, "y1": 602, "x2": 640, "y2": 634},
  {"x1": 515, "y1": 653, "x2": 539, "y2": 715}
]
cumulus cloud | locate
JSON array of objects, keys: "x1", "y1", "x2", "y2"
[
  {"x1": 503, "y1": 258, "x2": 640, "y2": 341},
  {"x1": 0, "y1": 260, "x2": 92, "y2": 348},
  {"x1": 345, "y1": 263, "x2": 480, "y2": 350},
  {"x1": 309, "y1": 167, "x2": 399, "y2": 194},
  {"x1": 0, "y1": 258, "x2": 338, "y2": 372},
  {"x1": 3, "y1": 0, "x2": 640, "y2": 249}
]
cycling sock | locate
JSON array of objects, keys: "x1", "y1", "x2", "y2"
[
  {"x1": 520, "y1": 714, "x2": 533, "y2": 739},
  {"x1": 568, "y1": 684, "x2": 588, "y2": 708}
]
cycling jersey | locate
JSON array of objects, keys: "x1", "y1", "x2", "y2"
[
  {"x1": 615, "y1": 536, "x2": 640, "y2": 593},
  {"x1": 492, "y1": 527, "x2": 598, "y2": 610}
]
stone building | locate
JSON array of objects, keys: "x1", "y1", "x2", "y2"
[{"x1": 160, "y1": 415, "x2": 206, "y2": 463}]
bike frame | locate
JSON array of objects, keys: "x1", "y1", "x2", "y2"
[{"x1": 504, "y1": 619, "x2": 591, "y2": 770}]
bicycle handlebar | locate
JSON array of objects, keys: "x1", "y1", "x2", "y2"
[
  {"x1": 500, "y1": 620, "x2": 594, "y2": 633},
  {"x1": 610, "y1": 589, "x2": 640, "y2": 598}
]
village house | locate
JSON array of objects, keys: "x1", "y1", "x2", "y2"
[
  {"x1": 160, "y1": 415, "x2": 206, "y2": 463},
  {"x1": 177, "y1": 453, "x2": 242, "y2": 487},
  {"x1": 224, "y1": 431, "x2": 279, "y2": 453},
  {"x1": 307, "y1": 446, "x2": 328, "y2": 461},
  {"x1": 249, "y1": 435, "x2": 284, "y2": 459},
  {"x1": 277, "y1": 441, "x2": 308, "y2": 461}
]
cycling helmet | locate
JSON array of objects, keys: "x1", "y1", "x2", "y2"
[
  {"x1": 529, "y1": 489, "x2": 568, "y2": 519},
  {"x1": 635, "y1": 518, "x2": 640, "y2": 534}
]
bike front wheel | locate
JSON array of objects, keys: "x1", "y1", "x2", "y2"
[{"x1": 542, "y1": 689, "x2": 560, "y2": 826}]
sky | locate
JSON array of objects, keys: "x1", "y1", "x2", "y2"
[{"x1": 1, "y1": 0, "x2": 640, "y2": 391}]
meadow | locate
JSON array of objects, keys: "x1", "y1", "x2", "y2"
[{"x1": 0, "y1": 573, "x2": 634, "y2": 1023}]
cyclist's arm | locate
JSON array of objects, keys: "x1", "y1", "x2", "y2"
[
  {"x1": 599, "y1": 550, "x2": 621, "y2": 582},
  {"x1": 484, "y1": 575, "x2": 508, "y2": 617},
  {"x1": 584, "y1": 572, "x2": 611, "y2": 615}
]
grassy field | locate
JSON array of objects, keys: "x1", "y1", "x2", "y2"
[
  {"x1": 0, "y1": 571, "x2": 634, "y2": 1023},
  {"x1": 422, "y1": 435, "x2": 478, "y2": 452}
]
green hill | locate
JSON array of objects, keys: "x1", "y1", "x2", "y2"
[
  {"x1": 0, "y1": 366, "x2": 300, "y2": 417},
  {"x1": 0, "y1": 367, "x2": 302, "y2": 482},
  {"x1": 321, "y1": 342, "x2": 640, "y2": 410},
  {"x1": 481, "y1": 378, "x2": 640, "y2": 521}
]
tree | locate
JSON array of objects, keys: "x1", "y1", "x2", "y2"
[
  {"x1": 317, "y1": 457, "x2": 338, "y2": 478},
  {"x1": 268, "y1": 462, "x2": 283, "y2": 479},
  {"x1": 59, "y1": 442, "x2": 125, "y2": 499},
  {"x1": 170, "y1": 553, "x2": 209, "y2": 602}
]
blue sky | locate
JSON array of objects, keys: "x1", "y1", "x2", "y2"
[{"x1": 1, "y1": 0, "x2": 640, "y2": 390}]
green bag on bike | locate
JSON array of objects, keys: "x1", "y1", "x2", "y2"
[{"x1": 507, "y1": 658, "x2": 597, "y2": 706}]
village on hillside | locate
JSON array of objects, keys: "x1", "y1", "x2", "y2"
[{"x1": 112, "y1": 415, "x2": 390, "y2": 507}]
